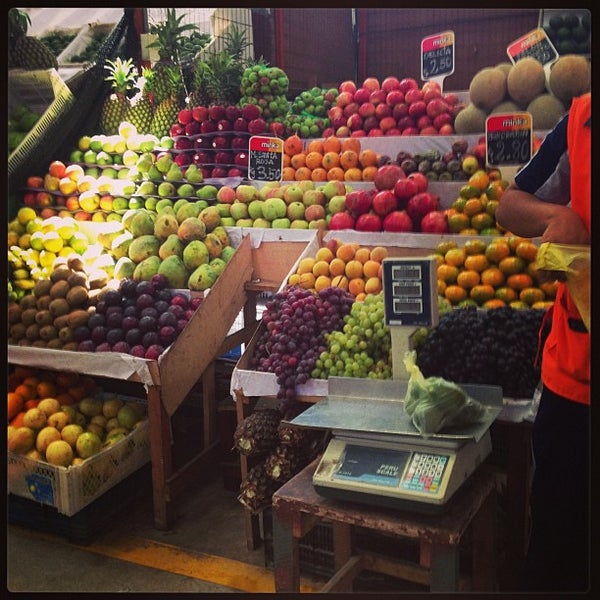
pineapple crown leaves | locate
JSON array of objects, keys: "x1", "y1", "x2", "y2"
[
  {"x1": 148, "y1": 8, "x2": 199, "y2": 64},
  {"x1": 8, "y1": 8, "x2": 30, "y2": 39},
  {"x1": 103, "y1": 57, "x2": 137, "y2": 95}
]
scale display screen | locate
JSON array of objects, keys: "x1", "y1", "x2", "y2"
[{"x1": 332, "y1": 444, "x2": 451, "y2": 495}]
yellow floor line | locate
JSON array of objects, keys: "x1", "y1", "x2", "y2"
[{"x1": 74, "y1": 534, "x2": 320, "y2": 593}]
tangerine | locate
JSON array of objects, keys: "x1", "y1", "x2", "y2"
[
  {"x1": 464, "y1": 253, "x2": 489, "y2": 272},
  {"x1": 363, "y1": 259, "x2": 381, "y2": 278},
  {"x1": 323, "y1": 136, "x2": 342, "y2": 154},
  {"x1": 435, "y1": 240, "x2": 458, "y2": 255},
  {"x1": 294, "y1": 166, "x2": 312, "y2": 181},
  {"x1": 470, "y1": 212, "x2": 495, "y2": 231},
  {"x1": 437, "y1": 264, "x2": 459, "y2": 284},
  {"x1": 539, "y1": 279, "x2": 559, "y2": 299},
  {"x1": 485, "y1": 240, "x2": 511, "y2": 264},
  {"x1": 437, "y1": 280, "x2": 447, "y2": 296},
  {"x1": 510, "y1": 300, "x2": 530, "y2": 310},
  {"x1": 507, "y1": 273, "x2": 534, "y2": 291},
  {"x1": 494, "y1": 286, "x2": 518, "y2": 303},
  {"x1": 361, "y1": 166, "x2": 378, "y2": 181},
  {"x1": 307, "y1": 139, "x2": 325, "y2": 154},
  {"x1": 322, "y1": 151, "x2": 341, "y2": 170},
  {"x1": 311, "y1": 168, "x2": 328, "y2": 182},
  {"x1": 459, "y1": 228, "x2": 479, "y2": 235},
  {"x1": 348, "y1": 277, "x2": 366, "y2": 297},
  {"x1": 506, "y1": 235, "x2": 530, "y2": 252},
  {"x1": 305, "y1": 151, "x2": 324, "y2": 170},
  {"x1": 532, "y1": 300, "x2": 555, "y2": 310},
  {"x1": 445, "y1": 285, "x2": 468, "y2": 304},
  {"x1": 515, "y1": 240, "x2": 539, "y2": 263},
  {"x1": 358, "y1": 149, "x2": 378, "y2": 167},
  {"x1": 481, "y1": 267, "x2": 505, "y2": 287},
  {"x1": 283, "y1": 154, "x2": 291, "y2": 168},
  {"x1": 448, "y1": 213, "x2": 470, "y2": 233},
  {"x1": 468, "y1": 169, "x2": 490, "y2": 191},
  {"x1": 344, "y1": 167, "x2": 363, "y2": 181},
  {"x1": 341, "y1": 137, "x2": 361, "y2": 153},
  {"x1": 520, "y1": 287, "x2": 546, "y2": 305},
  {"x1": 282, "y1": 167, "x2": 296, "y2": 181},
  {"x1": 470, "y1": 284, "x2": 496, "y2": 304},
  {"x1": 10, "y1": 411, "x2": 26, "y2": 428},
  {"x1": 499, "y1": 256, "x2": 526, "y2": 275},
  {"x1": 456, "y1": 269, "x2": 481, "y2": 289},
  {"x1": 326, "y1": 167, "x2": 345, "y2": 181},
  {"x1": 340, "y1": 150, "x2": 359, "y2": 170},
  {"x1": 354, "y1": 247, "x2": 371, "y2": 264},
  {"x1": 463, "y1": 238, "x2": 488, "y2": 255},
  {"x1": 482, "y1": 298, "x2": 506, "y2": 309},
  {"x1": 463, "y1": 197, "x2": 484, "y2": 217},
  {"x1": 290, "y1": 153, "x2": 307, "y2": 169},
  {"x1": 444, "y1": 247, "x2": 466, "y2": 267},
  {"x1": 14, "y1": 384, "x2": 36, "y2": 401}
]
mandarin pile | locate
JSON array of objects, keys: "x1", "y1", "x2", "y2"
[{"x1": 288, "y1": 241, "x2": 388, "y2": 301}]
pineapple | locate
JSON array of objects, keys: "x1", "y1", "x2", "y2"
[
  {"x1": 127, "y1": 67, "x2": 155, "y2": 135},
  {"x1": 233, "y1": 408, "x2": 282, "y2": 456},
  {"x1": 238, "y1": 462, "x2": 278, "y2": 513},
  {"x1": 150, "y1": 65, "x2": 186, "y2": 139},
  {"x1": 9, "y1": 8, "x2": 58, "y2": 70},
  {"x1": 100, "y1": 57, "x2": 136, "y2": 135}
]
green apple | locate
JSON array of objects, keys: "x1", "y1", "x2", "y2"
[{"x1": 272, "y1": 217, "x2": 291, "y2": 229}]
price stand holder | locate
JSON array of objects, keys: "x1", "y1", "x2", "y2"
[
  {"x1": 248, "y1": 135, "x2": 283, "y2": 182},
  {"x1": 421, "y1": 30, "x2": 455, "y2": 90},
  {"x1": 485, "y1": 112, "x2": 533, "y2": 167},
  {"x1": 507, "y1": 27, "x2": 559, "y2": 79}
]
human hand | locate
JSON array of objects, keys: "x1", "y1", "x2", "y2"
[{"x1": 541, "y1": 206, "x2": 590, "y2": 245}]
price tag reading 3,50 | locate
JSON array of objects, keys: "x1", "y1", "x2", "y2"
[
  {"x1": 507, "y1": 28, "x2": 559, "y2": 67},
  {"x1": 421, "y1": 31, "x2": 454, "y2": 83},
  {"x1": 248, "y1": 135, "x2": 284, "y2": 182},
  {"x1": 486, "y1": 112, "x2": 533, "y2": 167}
]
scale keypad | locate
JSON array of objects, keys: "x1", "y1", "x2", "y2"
[{"x1": 401, "y1": 452, "x2": 449, "y2": 494}]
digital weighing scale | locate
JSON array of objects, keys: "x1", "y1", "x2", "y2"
[{"x1": 287, "y1": 257, "x2": 503, "y2": 514}]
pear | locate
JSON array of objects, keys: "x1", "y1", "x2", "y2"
[
  {"x1": 136, "y1": 181, "x2": 157, "y2": 196},
  {"x1": 196, "y1": 184, "x2": 218, "y2": 200},
  {"x1": 158, "y1": 182, "x2": 176, "y2": 198},
  {"x1": 165, "y1": 163, "x2": 184, "y2": 182},
  {"x1": 177, "y1": 183, "x2": 195, "y2": 198},
  {"x1": 156, "y1": 154, "x2": 173, "y2": 174},
  {"x1": 184, "y1": 164, "x2": 204, "y2": 185},
  {"x1": 147, "y1": 164, "x2": 163, "y2": 181}
]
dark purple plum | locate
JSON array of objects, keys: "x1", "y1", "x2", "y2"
[
  {"x1": 145, "y1": 344, "x2": 165, "y2": 360},
  {"x1": 112, "y1": 341, "x2": 131, "y2": 354},
  {"x1": 151, "y1": 274, "x2": 169, "y2": 290},
  {"x1": 154, "y1": 300, "x2": 170, "y2": 315},
  {"x1": 130, "y1": 344, "x2": 146, "y2": 358},
  {"x1": 184, "y1": 309, "x2": 196, "y2": 321},
  {"x1": 103, "y1": 289, "x2": 122, "y2": 306},
  {"x1": 142, "y1": 331, "x2": 158, "y2": 348},
  {"x1": 176, "y1": 319, "x2": 188, "y2": 333},
  {"x1": 167, "y1": 304, "x2": 185, "y2": 319},
  {"x1": 74, "y1": 325, "x2": 91, "y2": 342},
  {"x1": 106, "y1": 311, "x2": 124, "y2": 329},
  {"x1": 125, "y1": 328, "x2": 143, "y2": 346},
  {"x1": 190, "y1": 296, "x2": 203, "y2": 310},
  {"x1": 139, "y1": 315, "x2": 157, "y2": 333},
  {"x1": 122, "y1": 316, "x2": 138, "y2": 331},
  {"x1": 95, "y1": 342, "x2": 112, "y2": 352},
  {"x1": 140, "y1": 306, "x2": 159, "y2": 320},
  {"x1": 106, "y1": 328, "x2": 124, "y2": 345},
  {"x1": 159, "y1": 326, "x2": 177, "y2": 346},
  {"x1": 91, "y1": 325, "x2": 108, "y2": 344},
  {"x1": 78, "y1": 339, "x2": 96, "y2": 352},
  {"x1": 136, "y1": 280, "x2": 155, "y2": 297},
  {"x1": 95, "y1": 300, "x2": 107, "y2": 315},
  {"x1": 154, "y1": 288, "x2": 173, "y2": 303},
  {"x1": 170, "y1": 293, "x2": 190, "y2": 309},
  {"x1": 119, "y1": 278, "x2": 138, "y2": 298},
  {"x1": 123, "y1": 305, "x2": 138, "y2": 318},
  {"x1": 87, "y1": 313, "x2": 106, "y2": 329},
  {"x1": 136, "y1": 294, "x2": 155, "y2": 311},
  {"x1": 158, "y1": 311, "x2": 177, "y2": 328}
]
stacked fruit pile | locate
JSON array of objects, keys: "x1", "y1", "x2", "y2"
[
  {"x1": 281, "y1": 86, "x2": 339, "y2": 138},
  {"x1": 7, "y1": 365, "x2": 146, "y2": 467},
  {"x1": 435, "y1": 237, "x2": 557, "y2": 310},
  {"x1": 543, "y1": 11, "x2": 591, "y2": 55},
  {"x1": 238, "y1": 63, "x2": 290, "y2": 124}
]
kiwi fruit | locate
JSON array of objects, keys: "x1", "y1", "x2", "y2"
[
  {"x1": 66, "y1": 285, "x2": 89, "y2": 308},
  {"x1": 33, "y1": 279, "x2": 53, "y2": 298},
  {"x1": 21, "y1": 307, "x2": 38, "y2": 326},
  {"x1": 35, "y1": 309, "x2": 54, "y2": 326},
  {"x1": 19, "y1": 294, "x2": 37, "y2": 310},
  {"x1": 49, "y1": 279, "x2": 70, "y2": 299},
  {"x1": 49, "y1": 297, "x2": 71, "y2": 318},
  {"x1": 36, "y1": 295, "x2": 52, "y2": 311}
]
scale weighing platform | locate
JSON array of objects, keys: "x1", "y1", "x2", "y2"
[{"x1": 288, "y1": 377, "x2": 503, "y2": 514}]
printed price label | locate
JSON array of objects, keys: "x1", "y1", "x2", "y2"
[
  {"x1": 248, "y1": 136, "x2": 284, "y2": 181},
  {"x1": 507, "y1": 28, "x2": 559, "y2": 66},
  {"x1": 486, "y1": 113, "x2": 533, "y2": 166},
  {"x1": 421, "y1": 31, "x2": 455, "y2": 81}
]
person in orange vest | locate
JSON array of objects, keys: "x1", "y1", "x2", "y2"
[{"x1": 496, "y1": 92, "x2": 590, "y2": 592}]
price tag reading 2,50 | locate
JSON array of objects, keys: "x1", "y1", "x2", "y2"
[
  {"x1": 421, "y1": 31, "x2": 454, "y2": 82},
  {"x1": 486, "y1": 112, "x2": 533, "y2": 167},
  {"x1": 507, "y1": 28, "x2": 558, "y2": 67},
  {"x1": 248, "y1": 135, "x2": 284, "y2": 182}
]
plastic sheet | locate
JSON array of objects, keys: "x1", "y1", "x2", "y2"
[{"x1": 536, "y1": 242, "x2": 590, "y2": 332}]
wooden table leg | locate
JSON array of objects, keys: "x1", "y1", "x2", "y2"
[
  {"x1": 471, "y1": 489, "x2": 497, "y2": 591},
  {"x1": 272, "y1": 504, "x2": 301, "y2": 592},
  {"x1": 332, "y1": 521, "x2": 354, "y2": 592},
  {"x1": 429, "y1": 541, "x2": 460, "y2": 592}
]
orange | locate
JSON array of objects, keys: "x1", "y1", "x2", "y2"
[
  {"x1": 452, "y1": 197, "x2": 467, "y2": 212},
  {"x1": 283, "y1": 153, "x2": 291, "y2": 168},
  {"x1": 311, "y1": 168, "x2": 328, "y2": 182},
  {"x1": 459, "y1": 228, "x2": 479, "y2": 235},
  {"x1": 445, "y1": 284, "x2": 468, "y2": 304},
  {"x1": 341, "y1": 137, "x2": 361, "y2": 154},
  {"x1": 294, "y1": 166, "x2": 312, "y2": 181},
  {"x1": 345, "y1": 259, "x2": 364, "y2": 279},
  {"x1": 315, "y1": 247, "x2": 335, "y2": 263},
  {"x1": 326, "y1": 167, "x2": 345, "y2": 181},
  {"x1": 354, "y1": 247, "x2": 371, "y2": 264},
  {"x1": 329, "y1": 257, "x2": 347, "y2": 277},
  {"x1": 290, "y1": 153, "x2": 307, "y2": 169},
  {"x1": 470, "y1": 284, "x2": 496, "y2": 304},
  {"x1": 481, "y1": 267, "x2": 505, "y2": 287},
  {"x1": 463, "y1": 197, "x2": 483, "y2": 217},
  {"x1": 331, "y1": 274, "x2": 349, "y2": 290},
  {"x1": 507, "y1": 273, "x2": 534, "y2": 291},
  {"x1": 464, "y1": 253, "x2": 489, "y2": 273},
  {"x1": 340, "y1": 150, "x2": 359, "y2": 170},
  {"x1": 14, "y1": 383, "x2": 36, "y2": 402},
  {"x1": 312, "y1": 260, "x2": 331, "y2": 277},
  {"x1": 344, "y1": 167, "x2": 363, "y2": 181},
  {"x1": 437, "y1": 280, "x2": 447, "y2": 296},
  {"x1": 498, "y1": 256, "x2": 526, "y2": 275},
  {"x1": 361, "y1": 166, "x2": 378, "y2": 181},
  {"x1": 323, "y1": 135, "x2": 342, "y2": 154},
  {"x1": 515, "y1": 240, "x2": 539, "y2": 263},
  {"x1": 470, "y1": 212, "x2": 495, "y2": 231},
  {"x1": 314, "y1": 274, "x2": 332, "y2": 292},
  {"x1": 495, "y1": 286, "x2": 518, "y2": 304},
  {"x1": 447, "y1": 212, "x2": 470, "y2": 233},
  {"x1": 510, "y1": 300, "x2": 530, "y2": 310},
  {"x1": 468, "y1": 169, "x2": 490, "y2": 191},
  {"x1": 369, "y1": 246, "x2": 388, "y2": 262},
  {"x1": 348, "y1": 277, "x2": 365, "y2": 297},
  {"x1": 482, "y1": 298, "x2": 506, "y2": 309},
  {"x1": 282, "y1": 166, "x2": 296, "y2": 181},
  {"x1": 36, "y1": 380, "x2": 57, "y2": 399},
  {"x1": 463, "y1": 238, "x2": 488, "y2": 255},
  {"x1": 436, "y1": 240, "x2": 458, "y2": 255},
  {"x1": 305, "y1": 151, "x2": 324, "y2": 170},
  {"x1": 526, "y1": 260, "x2": 540, "y2": 280},
  {"x1": 437, "y1": 264, "x2": 459, "y2": 284},
  {"x1": 307, "y1": 139, "x2": 324, "y2": 154},
  {"x1": 485, "y1": 181, "x2": 505, "y2": 200},
  {"x1": 485, "y1": 240, "x2": 511, "y2": 264},
  {"x1": 444, "y1": 247, "x2": 466, "y2": 267},
  {"x1": 8, "y1": 392, "x2": 25, "y2": 421},
  {"x1": 456, "y1": 269, "x2": 480, "y2": 289},
  {"x1": 532, "y1": 300, "x2": 555, "y2": 311},
  {"x1": 520, "y1": 287, "x2": 546, "y2": 305},
  {"x1": 10, "y1": 411, "x2": 26, "y2": 428},
  {"x1": 358, "y1": 149, "x2": 379, "y2": 167},
  {"x1": 336, "y1": 242, "x2": 358, "y2": 262},
  {"x1": 364, "y1": 276, "x2": 382, "y2": 295},
  {"x1": 506, "y1": 235, "x2": 529, "y2": 252},
  {"x1": 322, "y1": 151, "x2": 341, "y2": 170},
  {"x1": 283, "y1": 134, "x2": 303, "y2": 156}
]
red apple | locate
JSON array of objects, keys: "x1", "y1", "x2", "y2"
[
  {"x1": 382, "y1": 210, "x2": 413, "y2": 232},
  {"x1": 407, "y1": 171, "x2": 428, "y2": 193},
  {"x1": 443, "y1": 92, "x2": 459, "y2": 106},
  {"x1": 379, "y1": 116, "x2": 397, "y2": 133},
  {"x1": 336, "y1": 126, "x2": 350, "y2": 137},
  {"x1": 343, "y1": 102, "x2": 360, "y2": 118},
  {"x1": 328, "y1": 211, "x2": 355, "y2": 230},
  {"x1": 408, "y1": 101, "x2": 427, "y2": 119},
  {"x1": 185, "y1": 121, "x2": 201, "y2": 136},
  {"x1": 386, "y1": 90, "x2": 405, "y2": 107},
  {"x1": 174, "y1": 137, "x2": 192, "y2": 150},
  {"x1": 402, "y1": 127, "x2": 420, "y2": 135},
  {"x1": 210, "y1": 167, "x2": 228, "y2": 178},
  {"x1": 422, "y1": 86, "x2": 442, "y2": 103},
  {"x1": 347, "y1": 113, "x2": 364, "y2": 131},
  {"x1": 174, "y1": 153, "x2": 191, "y2": 167},
  {"x1": 426, "y1": 98, "x2": 449, "y2": 119},
  {"x1": 192, "y1": 106, "x2": 209, "y2": 122},
  {"x1": 22, "y1": 191, "x2": 36, "y2": 207},
  {"x1": 227, "y1": 167, "x2": 245, "y2": 177},
  {"x1": 225, "y1": 105, "x2": 242, "y2": 121},
  {"x1": 194, "y1": 137, "x2": 211, "y2": 149},
  {"x1": 35, "y1": 191, "x2": 53, "y2": 207},
  {"x1": 381, "y1": 76, "x2": 401, "y2": 93},
  {"x1": 392, "y1": 103, "x2": 409, "y2": 121},
  {"x1": 233, "y1": 117, "x2": 249, "y2": 132},
  {"x1": 375, "y1": 103, "x2": 392, "y2": 119},
  {"x1": 374, "y1": 163, "x2": 406, "y2": 191},
  {"x1": 269, "y1": 121, "x2": 286, "y2": 137},
  {"x1": 372, "y1": 189, "x2": 398, "y2": 217},
  {"x1": 369, "y1": 89, "x2": 387, "y2": 105},
  {"x1": 358, "y1": 102, "x2": 376, "y2": 118},
  {"x1": 322, "y1": 127, "x2": 335, "y2": 138},
  {"x1": 393, "y1": 177, "x2": 418, "y2": 202},
  {"x1": 472, "y1": 142, "x2": 487, "y2": 165},
  {"x1": 26, "y1": 175, "x2": 44, "y2": 188},
  {"x1": 399, "y1": 78, "x2": 419, "y2": 94},
  {"x1": 242, "y1": 104, "x2": 261, "y2": 121},
  {"x1": 178, "y1": 108, "x2": 193, "y2": 125},
  {"x1": 193, "y1": 151, "x2": 212, "y2": 165},
  {"x1": 351, "y1": 130, "x2": 366, "y2": 137},
  {"x1": 345, "y1": 189, "x2": 373, "y2": 215},
  {"x1": 407, "y1": 191, "x2": 440, "y2": 224},
  {"x1": 355, "y1": 212, "x2": 382, "y2": 232},
  {"x1": 405, "y1": 88, "x2": 424, "y2": 104},
  {"x1": 338, "y1": 80, "x2": 358, "y2": 95},
  {"x1": 248, "y1": 118, "x2": 267, "y2": 134},
  {"x1": 215, "y1": 150, "x2": 233, "y2": 165},
  {"x1": 336, "y1": 91, "x2": 354, "y2": 107},
  {"x1": 231, "y1": 136, "x2": 249, "y2": 149},
  {"x1": 420, "y1": 210, "x2": 449, "y2": 233},
  {"x1": 397, "y1": 115, "x2": 415, "y2": 130},
  {"x1": 353, "y1": 87, "x2": 371, "y2": 104},
  {"x1": 362, "y1": 77, "x2": 380, "y2": 92},
  {"x1": 212, "y1": 135, "x2": 230, "y2": 149}
]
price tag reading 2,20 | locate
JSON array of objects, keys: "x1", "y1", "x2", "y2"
[
  {"x1": 486, "y1": 112, "x2": 533, "y2": 167},
  {"x1": 421, "y1": 31, "x2": 454, "y2": 82},
  {"x1": 507, "y1": 28, "x2": 558, "y2": 67},
  {"x1": 248, "y1": 135, "x2": 284, "y2": 181}
]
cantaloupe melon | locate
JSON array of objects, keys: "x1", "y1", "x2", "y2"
[
  {"x1": 495, "y1": 62, "x2": 513, "y2": 78},
  {"x1": 527, "y1": 94, "x2": 566, "y2": 131},
  {"x1": 548, "y1": 54, "x2": 591, "y2": 108},
  {"x1": 490, "y1": 100, "x2": 521, "y2": 115},
  {"x1": 507, "y1": 57, "x2": 546, "y2": 108},
  {"x1": 453, "y1": 103, "x2": 487, "y2": 134},
  {"x1": 468, "y1": 67, "x2": 507, "y2": 111}
]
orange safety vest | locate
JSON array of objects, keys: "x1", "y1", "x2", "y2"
[{"x1": 540, "y1": 93, "x2": 591, "y2": 405}]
